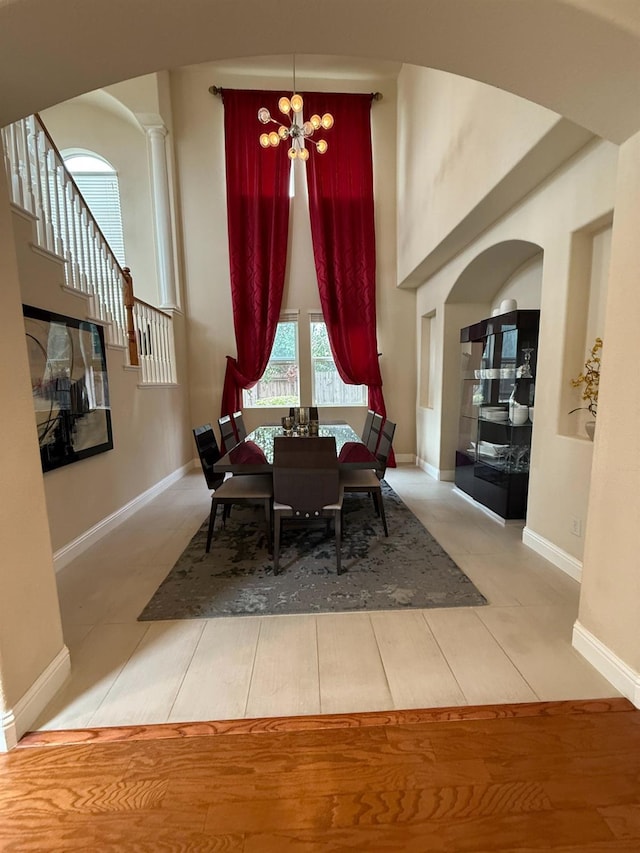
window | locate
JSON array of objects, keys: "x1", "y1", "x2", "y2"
[
  {"x1": 310, "y1": 315, "x2": 367, "y2": 407},
  {"x1": 243, "y1": 315, "x2": 300, "y2": 408},
  {"x1": 62, "y1": 151, "x2": 126, "y2": 267}
]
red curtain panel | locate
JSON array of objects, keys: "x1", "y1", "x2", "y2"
[
  {"x1": 220, "y1": 89, "x2": 291, "y2": 416},
  {"x1": 305, "y1": 92, "x2": 393, "y2": 463}
]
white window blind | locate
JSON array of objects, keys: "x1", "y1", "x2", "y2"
[
  {"x1": 63, "y1": 153, "x2": 126, "y2": 268},
  {"x1": 72, "y1": 172, "x2": 126, "y2": 267}
]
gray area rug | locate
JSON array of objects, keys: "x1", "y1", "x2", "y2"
[{"x1": 138, "y1": 483, "x2": 487, "y2": 620}]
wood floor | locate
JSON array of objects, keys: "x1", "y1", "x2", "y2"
[
  {"x1": 32, "y1": 466, "x2": 619, "y2": 733},
  {"x1": 4, "y1": 698, "x2": 639, "y2": 851}
]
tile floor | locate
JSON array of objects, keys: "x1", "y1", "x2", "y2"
[{"x1": 33, "y1": 466, "x2": 618, "y2": 731}]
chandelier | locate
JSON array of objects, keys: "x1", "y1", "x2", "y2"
[{"x1": 258, "y1": 58, "x2": 334, "y2": 160}]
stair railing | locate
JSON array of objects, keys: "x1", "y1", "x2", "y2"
[
  {"x1": 123, "y1": 268, "x2": 176, "y2": 384},
  {"x1": 2, "y1": 114, "x2": 176, "y2": 385}
]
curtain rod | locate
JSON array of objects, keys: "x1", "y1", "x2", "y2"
[{"x1": 209, "y1": 86, "x2": 382, "y2": 102}]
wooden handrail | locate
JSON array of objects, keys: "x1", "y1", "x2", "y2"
[{"x1": 133, "y1": 296, "x2": 172, "y2": 319}]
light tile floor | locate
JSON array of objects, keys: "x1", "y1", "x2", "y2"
[{"x1": 33, "y1": 466, "x2": 618, "y2": 731}]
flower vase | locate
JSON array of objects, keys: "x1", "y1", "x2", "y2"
[{"x1": 585, "y1": 421, "x2": 596, "y2": 441}]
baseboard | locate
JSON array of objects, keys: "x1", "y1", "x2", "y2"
[
  {"x1": 53, "y1": 460, "x2": 194, "y2": 571},
  {"x1": 522, "y1": 526, "x2": 582, "y2": 582},
  {"x1": 394, "y1": 453, "x2": 415, "y2": 465},
  {"x1": 572, "y1": 621, "x2": 640, "y2": 708},
  {"x1": 452, "y1": 487, "x2": 515, "y2": 525},
  {"x1": 1, "y1": 645, "x2": 70, "y2": 751},
  {"x1": 416, "y1": 456, "x2": 455, "y2": 482}
]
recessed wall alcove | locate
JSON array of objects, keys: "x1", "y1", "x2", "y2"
[{"x1": 438, "y1": 239, "x2": 544, "y2": 480}]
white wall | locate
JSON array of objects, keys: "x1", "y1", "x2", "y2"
[
  {"x1": 414, "y1": 140, "x2": 618, "y2": 564},
  {"x1": 397, "y1": 65, "x2": 562, "y2": 284},
  {"x1": 578, "y1": 129, "x2": 640, "y2": 676},
  {"x1": 491, "y1": 256, "x2": 543, "y2": 312},
  {"x1": 0, "y1": 176, "x2": 65, "y2": 724},
  {"x1": 14, "y1": 210, "x2": 193, "y2": 553}
]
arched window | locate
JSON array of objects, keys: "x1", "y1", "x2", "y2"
[{"x1": 62, "y1": 151, "x2": 126, "y2": 267}]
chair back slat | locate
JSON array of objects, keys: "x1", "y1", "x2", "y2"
[
  {"x1": 273, "y1": 437, "x2": 339, "y2": 512},
  {"x1": 367, "y1": 413, "x2": 384, "y2": 453},
  {"x1": 218, "y1": 414, "x2": 238, "y2": 454},
  {"x1": 361, "y1": 409, "x2": 375, "y2": 445},
  {"x1": 193, "y1": 424, "x2": 225, "y2": 490},
  {"x1": 232, "y1": 410, "x2": 247, "y2": 441}
]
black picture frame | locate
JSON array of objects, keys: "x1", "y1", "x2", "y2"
[{"x1": 23, "y1": 304, "x2": 114, "y2": 473}]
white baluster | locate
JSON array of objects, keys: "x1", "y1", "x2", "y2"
[
  {"x1": 87, "y1": 220, "x2": 99, "y2": 306},
  {"x1": 31, "y1": 127, "x2": 47, "y2": 246},
  {"x1": 48, "y1": 150, "x2": 63, "y2": 256},
  {"x1": 20, "y1": 116, "x2": 39, "y2": 216},
  {"x1": 61, "y1": 170, "x2": 76, "y2": 288},
  {"x1": 3, "y1": 124, "x2": 24, "y2": 207},
  {"x1": 38, "y1": 131, "x2": 54, "y2": 251},
  {"x1": 160, "y1": 316, "x2": 171, "y2": 382}
]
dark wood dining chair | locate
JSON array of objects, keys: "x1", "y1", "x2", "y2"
[
  {"x1": 337, "y1": 410, "x2": 378, "y2": 465},
  {"x1": 339, "y1": 418, "x2": 396, "y2": 537},
  {"x1": 232, "y1": 410, "x2": 247, "y2": 441},
  {"x1": 339, "y1": 467, "x2": 388, "y2": 536},
  {"x1": 193, "y1": 424, "x2": 225, "y2": 491},
  {"x1": 193, "y1": 424, "x2": 273, "y2": 553},
  {"x1": 218, "y1": 414, "x2": 238, "y2": 454},
  {"x1": 272, "y1": 436, "x2": 344, "y2": 575}
]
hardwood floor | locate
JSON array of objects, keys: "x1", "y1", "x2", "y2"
[
  {"x1": 32, "y1": 465, "x2": 619, "y2": 733},
  {"x1": 4, "y1": 699, "x2": 639, "y2": 851}
]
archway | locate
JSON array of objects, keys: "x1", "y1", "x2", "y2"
[
  {"x1": 440, "y1": 240, "x2": 544, "y2": 484},
  {"x1": 1, "y1": 1, "x2": 639, "y2": 143}
]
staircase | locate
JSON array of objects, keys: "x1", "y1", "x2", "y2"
[{"x1": 2, "y1": 114, "x2": 176, "y2": 385}]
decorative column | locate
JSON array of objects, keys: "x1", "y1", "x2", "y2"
[{"x1": 140, "y1": 118, "x2": 179, "y2": 310}]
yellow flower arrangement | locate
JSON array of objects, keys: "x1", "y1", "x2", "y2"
[{"x1": 569, "y1": 337, "x2": 602, "y2": 417}]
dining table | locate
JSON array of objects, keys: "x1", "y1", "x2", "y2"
[{"x1": 213, "y1": 421, "x2": 378, "y2": 475}]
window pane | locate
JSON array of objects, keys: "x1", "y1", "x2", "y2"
[
  {"x1": 243, "y1": 321, "x2": 300, "y2": 408},
  {"x1": 310, "y1": 321, "x2": 367, "y2": 407}
]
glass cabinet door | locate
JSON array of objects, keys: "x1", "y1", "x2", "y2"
[{"x1": 456, "y1": 310, "x2": 540, "y2": 519}]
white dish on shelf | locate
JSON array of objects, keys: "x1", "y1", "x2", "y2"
[{"x1": 478, "y1": 441, "x2": 509, "y2": 458}]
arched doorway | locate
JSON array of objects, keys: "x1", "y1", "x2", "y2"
[{"x1": 444, "y1": 240, "x2": 544, "y2": 519}]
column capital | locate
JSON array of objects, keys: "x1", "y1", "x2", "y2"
[{"x1": 136, "y1": 113, "x2": 168, "y2": 137}]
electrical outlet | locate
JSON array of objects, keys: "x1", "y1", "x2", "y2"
[{"x1": 571, "y1": 517, "x2": 582, "y2": 537}]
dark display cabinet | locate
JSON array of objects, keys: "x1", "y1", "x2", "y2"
[{"x1": 455, "y1": 310, "x2": 540, "y2": 519}]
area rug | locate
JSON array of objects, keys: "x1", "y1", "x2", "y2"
[{"x1": 138, "y1": 483, "x2": 487, "y2": 620}]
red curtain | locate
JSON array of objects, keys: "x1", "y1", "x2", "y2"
[
  {"x1": 305, "y1": 92, "x2": 393, "y2": 462},
  {"x1": 220, "y1": 89, "x2": 291, "y2": 416}
]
